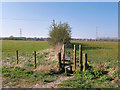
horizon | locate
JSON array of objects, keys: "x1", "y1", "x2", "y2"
[
  {"x1": 2, "y1": 2, "x2": 118, "y2": 39},
  {"x1": 0, "y1": 36, "x2": 118, "y2": 39}
]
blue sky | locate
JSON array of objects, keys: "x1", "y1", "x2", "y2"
[{"x1": 2, "y1": 2, "x2": 118, "y2": 39}]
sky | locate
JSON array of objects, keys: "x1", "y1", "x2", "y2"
[{"x1": 1, "y1": 2, "x2": 118, "y2": 39}]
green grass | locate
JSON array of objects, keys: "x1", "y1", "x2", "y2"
[
  {"x1": 2, "y1": 40, "x2": 50, "y2": 62},
  {"x1": 59, "y1": 41, "x2": 118, "y2": 88},
  {"x1": 70, "y1": 41, "x2": 118, "y2": 69},
  {"x1": 2, "y1": 40, "x2": 50, "y2": 53},
  {"x1": 2, "y1": 40, "x2": 50, "y2": 69},
  {"x1": 2, "y1": 40, "x2": 59, "y2": 87},
  {"x1": 2, "y1": 40, "x2": 119, "y2": 88},
  {"x1": 58, "y1": 73, "x2": 91, "y2": 88},
  {"x1": 2, "y1": 66, "x2": 57, "y2": 87},
  {"x1": 58, "y1": 70, "x2": 117, "y2": 88}
]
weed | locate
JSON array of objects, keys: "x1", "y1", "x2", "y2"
[
  {"x1": 51, "y1": 60, "x2": 57, "y2": 65},
  {"x1": 83, "y1": 70, "x2": 94, "y2": 80},
  {"x1": 93, "y1": 69, "x2": 103, "y2": 78},
  {"x1": 106, "y1": 64, "x2": 112, "y2": 69},
  {"x1": 112, "y1": 71, "x2": 120, "y2": 78},
  {"x1": 26, "y1": 63, "x2": 34, "y2": 67},
  {"x1": 100, "y1": 76, "x2": 113, "y2": 82},
  {"x1": 61, "y1": 72, "x2": 67, "y2": 76},
  {"x1": 59, "y1": 74, "x2": 91, "y2": 88},
  {"x1": 42, "y1": 75, "x2": 58, "y2": 82}
]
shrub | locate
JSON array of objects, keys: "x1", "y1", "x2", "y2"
[{"x1": 48, "y1": 20, "x2": 72, "y2": 46}]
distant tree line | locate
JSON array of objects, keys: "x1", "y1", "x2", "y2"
[
  {"x1": 0, "y1": 37, "x2": 117, "y2": 42},
  {"x1": 97, "y1": 37, "x2": 118, "y2": 42},
  {"x1": 0, "y1": 35, "x2": 117, "y2": 42},
  {"x1": 71, "y1": 38, "x2": 118, "y2": 42},
  {"x1": 0, "y1": 36, "x2": 49, "y2": 41}
]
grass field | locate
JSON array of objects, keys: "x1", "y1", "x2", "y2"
[
  {"x1": 1, "y1": 40, "x2": 57, "y2": 88},
  {"x1": 1, "y1": 40, "x2": 119, "y2": 88},
  {"x1": 60, "y1": 41, "x2": 119, "y2": 88},
  {"x1": 2, "y1": 40, "x2": 50, "y2": 68},
  {"x1": 72, "y1": 41, "x2": 118, "y2": 69},
  {"x1": 2, "y1": 40, "x2": 50, "y2": 53},
  {"x1": 2, "y1": 40, "x2": 50, "y2": 61}
]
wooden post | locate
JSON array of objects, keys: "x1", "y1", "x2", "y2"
[
  {"x1": 83, "y1": 53, "x2": 87, "y2": 71},
  {"x1": 79, "y1": 45, "x2": 82, "y2": 71},
  {"x1": 74, "y1": 45, "x2": 76, "y2": 72},
  {"x1": 65, "y1": 67, "x2": 67, "y2": 73},
  {"x1": 63, "y1": 44, "x2": 65, "y2": 69},
  {"x1": 70, "y1": 65, "x2": 72, "y2": 73},
  {"x1": 16, "y1": 50, "x2": 18, "y2": 64},
  {"x1": 34, "y1": 51, "x2": 36, "y2": 68},
  {"x1": 70, "y1": 47, "x2": 73, "y2": 63},
  {"x1": 58, "y1": 52, "x2": 62, "y2": 72}
]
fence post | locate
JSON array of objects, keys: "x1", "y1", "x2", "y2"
[
  {"x1": 58, "y1": 52, "x2": 62, "y2": 72},
  {"x1": 79, "y1": 45, "x2": 82, "y2": 71},
  {"x1": 70, "y1": 65, "x2": 72, "y2": 73},
  {"x1": 63, "y1": 44, "x2": 65, "y2": 69},
  {"x1": 65, "y1": 67, "x2": 67, "y2": 73},
  {"x1": 83, "y1": 53, "x2": 87, "y2": 71},
  {"x1": 34, "y1": 51, "x2": 36, "y2": 68},
  {"x1": 74, "y1": 44, "x2": 76, "y2": 72},
  {"x1": 16, "y1": 50, "x2": 18, "y2": 64}
]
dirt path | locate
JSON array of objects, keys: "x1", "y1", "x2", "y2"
[
  {"x1": 31, "y1": 48, "x2": 74, "y2": 88},
  {"x1": 32, "y1": 48, "x2": 74, "y2": 88},
  {"x1": 32, "y1": 74, "x2": 74, "y2": 88}
]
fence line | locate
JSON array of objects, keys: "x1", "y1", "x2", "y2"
[{"x1": 13, "y1": 44, "x2": 89, "y2": 73}]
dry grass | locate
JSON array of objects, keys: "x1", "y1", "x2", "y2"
[{"x1": 34, "y1": 65, "x2": 51, "y2": 72}]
